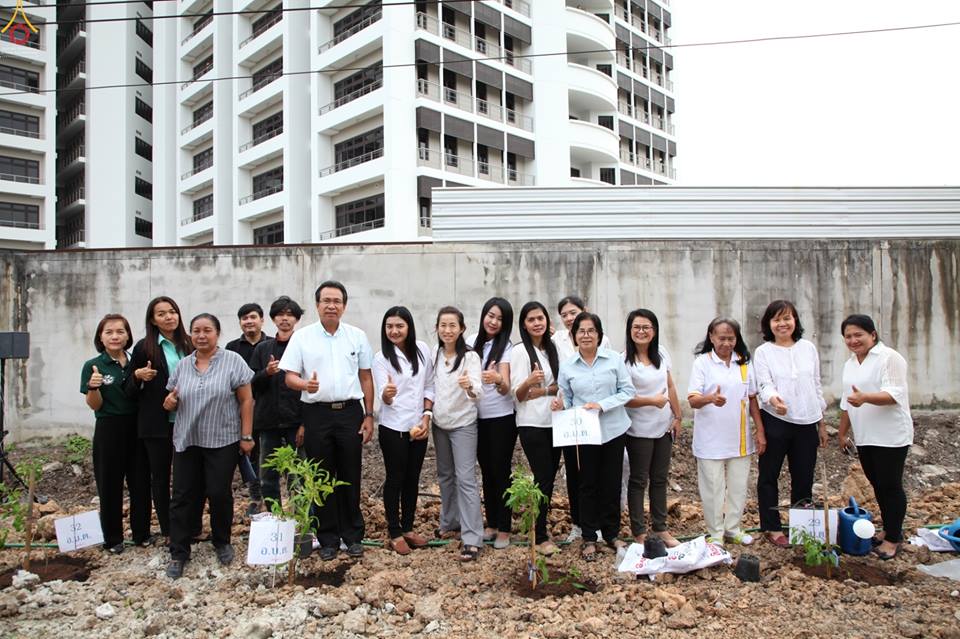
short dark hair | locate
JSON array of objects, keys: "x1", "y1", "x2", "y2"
[
  {"x1": 94, "y1": 314, "x2": 134, "y2": 353},
  {"x1": 571, "y1": 311, "x2": 603, "y2": 347},
  {"x1": 760, "y1": 300, "x2": 804, "y2": 342},
  {"x1": 190, "y1": 313, "x2": 221, "y2": 334},
  {"x1": 315, "y1": 280, "x2": 348, "y2": 304},
  {"x1": 557, "y1": 295, "x2": 586, "y2": 315},
  {"x1": 269, "y1": 296, "x2": 304, "y2": 319},
  {"x1": 237, "y1": 303, "x2": 264, "y2": 320},
  {"x1": 841, "y1": 314, "x2": 878, "y2": 339}
]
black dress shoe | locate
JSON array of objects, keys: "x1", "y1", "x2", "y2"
[
  {"x1": 105, "y1": 543, "x2": 124, "y2": 555},
  {"x1": 346, "y1": 542, "x2": 364, "y2": 558},
  {"x1": 135, "y1": 534, "x2": 159, "y2": 548},
  {"x1": 166, "y1": 559, "x2": 186, "y2": 579},
  {"x1": 319, "y1": 546, "x2": 338, "y2": 561},
  {"x1": 215, "y1": 544, "x2": 235, "y2": 566}
]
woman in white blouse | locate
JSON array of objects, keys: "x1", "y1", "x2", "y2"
[
  {"x1": 753, "y1": 301, "x2": 827, "y2": 548},
  {"x1": 623, "y1": 309, "x2": 682, "y2": 547},
  {"x1": 431, "y1": 306, "x2": 484, "y2": 562},
  {"x1": 511, "y1": 302, "x2": 562, "y2": 555},
  {"x1": 687, "y1": 318, "x2": 765, "y2": 546},
  {"x1": 837, "y1": 314, "x2": 913, "y2": 560},
  {"x1": 373, "y1": 307, "x2": 434, "y2": 555}
]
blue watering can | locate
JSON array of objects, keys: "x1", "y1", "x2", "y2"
[
  {"x1": 937, "y1": 518, "x2": 960, "y2": 552},
  {"x1": 838, "y1": 496, "x2": 873, "y2": 556}
]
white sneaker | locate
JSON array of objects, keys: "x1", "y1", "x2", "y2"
[
  {"x1": 565, "y1": 525, "x2": 582, "y2": 543},
  {"x1": 311, "y1": 538, "x2": 321, "y2": 550},
  {"x1": 724, "y1": 532, "x2": 754, "y2": 546}
]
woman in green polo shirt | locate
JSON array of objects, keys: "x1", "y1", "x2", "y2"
[{"x1": 80, "y1": 314, "x2": 153, "y2": 553}]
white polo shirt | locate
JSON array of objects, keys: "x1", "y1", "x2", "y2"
[
  {"x1": 510, "y1": 344, "x2": 556, "y2": 428},
  {"x1": 753, "y1": 339, "x2": 826, "y2": 425},
  {"x1": 624, "y1": 347, "x2": 673, "y2": 439},
  {"x1": 278, "y1": 320, "x2": 373, "y2": 403},
  {"x1": 840, "y1": 342, "x2": 913, "y2": 447},
  {"x1": 687, "y1": 351, "x2": 758, "y2": 460},
  {"x1": 373, "y1": 341, "x2": 435, "y2": 433}
]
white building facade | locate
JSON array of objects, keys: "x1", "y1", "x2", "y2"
[{"x1": 152, "y1": 0, "x2": 676, "y2": 247}]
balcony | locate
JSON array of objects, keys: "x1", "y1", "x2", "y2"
[
  {"x1": 238, "y1": 124, "x2": 283, "y2": 152},
  {"x1": 182, "y1": 57, "x2": 214, "y2": 89},
  {"x1": 619, "y1": 148, "x2": 652, "y2": 170},
  {"x1": 57, "y1": 21, "x2": 86, "y2": 65},
  {"x1": 415, "y1": 13, "x2": 532, "y2": 74},
  {"x1": 239, "y1": 184, "x2": 283, "y2": 205},
  {"x1": 415, "y1": 79, "x2": 534, "y2": 132},
  {"x1": 318, "y1": 148, "x2": 384, "y2": 178},
  {"x1": 181, "y1": 109, "x2": 213, "y2": 135},
  {"x1": 0, "y1": 125, "x2": 41, "y2": 140},
  {"x1": 317, "y1": 217, "x2": 385, "y2": 241},
  {"x1": 57, "y1": 143, "x2": 85, "y2": 174},
  {"x1": 57, "y1": 100, "x2": 86, "y2": 139},
  {"x1": 568, "y1": 118, "x2": 619, "y2": 163},
  {"x1": 567, "y1": 62, "x2": 617, "y2": 110},
  {"x1": 318, "y1": 78, "x2": 382, "y2": 115},
  {"x1": 566, "y1": 7, "x2": 615, "y2": 56},
  {"x1": 180, "y1": 207, "x2": 214, "y2": 226},
  {"x1": 318, "y1": 9, "x2": 382, "y2": 54},
  {"x1": 57, "y1": 186, "x2": 85, "y2": 213},
  {"x1": 239, "y1": 10, "x2": 282, "y2": 48},
  {"x1": 58, "y1": 60, "x2": 85, "y2": 94},
  {"x1": 618, "y1": 101, "x2": 651, "y2": 124},
  {"x1": 239, "y1": 70, "x2": 281, "y2": 100},
  {"x1": 654, "y1": 161, "x2": 676, "y2": 179},
  {"x1": 180, "y1": 160, "x2": 212, "y2": 180},
  {"x1": 0, "y1": 172, "x2": 40, "y2": 185},
  {"x1": 493, "y1": 0, "x2": 531, "y2": 18},
  {"x1": 182, "y1": 12, "x2": 213, "y2": 46}
]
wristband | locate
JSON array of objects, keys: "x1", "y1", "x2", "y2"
[
  {"x1": 240, "y1": 435, "x2": 254, "y2": 442},
  {"x1": 423, "y1": 410, "x2": 433, "y2": 417},
  {"x1": 364, "y1": 412, "x2": 374, "y2": 419}
]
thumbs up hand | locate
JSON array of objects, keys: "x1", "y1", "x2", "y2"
[
  {"x1": 305, "y1": 371, "x2": 320, "y2": 394},
  {"x1": 847, "y1": 384, "x2": 867, "y2": 407},
  {"x1": 527, "y1": 361, "x2": 545, "y2": 387},
  {"x1": 710, "y1": 385, "x2": 727, "y2": 407},
  {"x1": 266, "y1": 354, "x2": 280, "y2": 376},
  {"x1": 551, "y1": 388, "x2": 564, "y2": 412},
  {"x1": 771, "y1": 395, "x2": 788, "y2": 416},
  {"x1": 457, "y1": 370, "x2": 473, "y2": 392},
  {"x1": 481, "y1": 360, "x2": 500, "y2": 386},
  {"x1": 162, "y1": 387, "x2": 179, "y2": 411},
  {"x1": 88, "y1": 365, "x2": 104, "y2": 389},
  {"x1": 382, "y1": 373, "x2": 398, "y2": 404},
  {"x1": 136, "y1": 359, "x2": 157, "y2": 382}
]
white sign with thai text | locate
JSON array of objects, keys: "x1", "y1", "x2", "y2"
[
  {"x1": 246, "y1": 517, "x2": 296, "y2": 565},
  {"x1": 552, "y1": 407, "x2": 602, "y2": 447},
  {"x1": 54, "y1": 511, "x2": 104, "y2": 552}
]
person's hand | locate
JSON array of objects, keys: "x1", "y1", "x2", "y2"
[
  {"x1": 839, "y1": 434, "x2": 855, "y2": 453},
  {"x1": 410, "y1": 415, "x2": 431, "y2": 440},
  {"x1": 239, "y1": 439, "x2": 254, "y2": 456},
  {"x1": 162, "y1": 387, "x2": 178, "y2": 411},
  {"x1": 266, "y1": 355, "x2": 280, "y2": 376},
  {"x1": 136, "y1": 360, "x2": 157, "y2": 382},
  {"x1": 708, "y1": 385, "x2": 726, "y2": 407},
  {"x1": 771, "y1": 396, "x2": 788, "y2": 416},
  {"x1": 526, "y1": 363, "x2": 545, "y2": 387},
  {"x1": 295, "y1": 425, "x2": 305, "y2": 448},
  {"x1": 87, "y1": 365, "x2": 103, "y2": 390},
  {"x1": 359, "y1": 416, "x2": 374, "y2": 444},
  {"x1": 582, "y1": 402, "x2": 601, "y2": 412},
  {"x1": 671, "y1": 416, "x2": 682, "y2": 439},
  {"x1": 481, "y1": 361, "x2": 500, "y2": 386},
  {"x1": 847, "y1": 385, "x2": 866, "y2": 408},
  {"x1": 818, "y1": 422, "x2": 829, "y2": 448},
  {"x1": 305, "y1": 371, "x2": 319, "y2": 394},
  {"x1": 550, "y1": 389, "x2": 564, "y2": 411},
  {"x1": 755, "y1": 430, "x2": 767, "y2": 455},
  {"x1": 457, "y1": 371, "x2": 473, "y2": 392},
  {"x1": 650, "y1": 393, "x2": 669, "y2": 409},
  {"x1": 382, "y1": 374, "x2": 398, "y2": 404}
]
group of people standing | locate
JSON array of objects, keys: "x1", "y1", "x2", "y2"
[{"x1": 79, "y1": 282, "x2": 914, "y2": 579}]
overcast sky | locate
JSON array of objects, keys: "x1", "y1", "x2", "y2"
[{"x1": 671, "y1": 0, "x2": 960, "y2": 186}]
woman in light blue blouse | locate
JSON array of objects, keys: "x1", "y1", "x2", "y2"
[{"x1": 552, "y1": 312, "x2": 635, "y2": 561}]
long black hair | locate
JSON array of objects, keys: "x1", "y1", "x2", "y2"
[
  {"x1": 473, "y1": 297, "x2": 513, "y2": 369},
  {"x1": 518, "y1": 301, "x2": 560, "y2": 380},
  {"x1": 142, "y1": 296, "x2": 193, "y2": 365},
  {"x1": 380, "y1": 306, "x2": 423, "y2": 376},
  {"x1": 624, "y1": 309, "x2": 662, "y2": 369},
  {"x1": 694, "y1": 317, "x2": 751, "y2": 364},
  {"x1": 434, "y1": 306, "x2": 468, "y2": 372}
]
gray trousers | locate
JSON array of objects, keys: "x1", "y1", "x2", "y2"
[
  {"x1": 625, "y1": 432, "x2": 673, "y2": 536},
  {"x1": 434, "y1": 423, "x2": 484, "y2": 548}
]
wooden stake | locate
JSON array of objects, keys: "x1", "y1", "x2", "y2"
[
  {"x1": 23, "y1": 471, "x2": 35, "y2": 572},
  {"x1": 821, "y1": 455, "x2": 832, "y2": 579}
]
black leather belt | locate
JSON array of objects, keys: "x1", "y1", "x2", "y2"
[{"x1": 314, "y1": 400, "x2": 360, "y2": 410}]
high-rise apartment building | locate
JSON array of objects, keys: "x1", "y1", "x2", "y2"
[{"x1": 0, "y1": 0, "x2": 675, "y2": 249}]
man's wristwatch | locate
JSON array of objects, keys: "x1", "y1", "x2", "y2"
[
  {"x1": 364, "y1": 412, "x2": 374, "y2": 419},
  {"x1": 240, "y1": 435, "x2": 254, "y2": 442}
]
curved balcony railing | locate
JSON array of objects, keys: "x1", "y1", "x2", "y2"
[{"x1": 318, "y1": 148, "x2": 384, "y2": 177}]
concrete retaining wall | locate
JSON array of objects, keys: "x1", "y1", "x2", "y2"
[{"x1": 1, "y1": 239, "x2": 957, "y2": 440}]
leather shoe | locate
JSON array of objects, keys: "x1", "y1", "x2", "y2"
[
  {"x1": 166, "y1": 559, "x2": 186, "y2": 579},
  {"x1": 346, "y1": 542, "x2": 364, "y2": 558},
  {"x1": 402, "y1": 532, "x2": 429, "y2": 548},
  {"x1": 318, "y1": 546, "x2": 338, "y2": 561},
  {"x1": 215, "y1": 544, "x2": 235, "y2": 566},
  {"x1": 389, "y1": 537, "x2": 412, "y2": 555}
]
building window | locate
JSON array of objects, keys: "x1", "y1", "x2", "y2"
[
  {"x1": 193, "y1": 101, "x2": 213, "y2": 125},
  {"x1": 333, "y1": 63, "x2": 382, "y2": 101},
  {"x1": 570, "y1": 167, "x2": 581, "y2": 178},
  {"x1": 335, "y1": 193, "x2": 384, "y2": 234},
  {"x1": 0, "y1": 201, "x2": 40, "y2": 229},
  {"x1": 135, "y1": 58, "x2": 153, "y2": 83},
  {"x1": 418, "y1": 197, "x2": 431, "y2": 228},
  {"x1": 193, "y1": 55, "x2": 213, "y2": 81},
  {"x1": 334, "y1": 127, "x2": 383, "y2": 165},
  {"x1": 0, "y1": 156, "x2": 39, "y2": 183},
  {"x1": 135, "y1": 19, "x2": 153, "y2": 46},
  {"x1": 0, "y1": 64, "x2": 39, "y2": 93},
  {"x1": 134, "y1": 137, "x2": 152, "y2": 161},
  {"x1": 252, "y1": 166, "x2": 283, "y2": 197},
  {"x1": 193, "y1": 194, "x2": 213, "y2": 220},
  {"x1": 444, "y1": 135, "x2": 458, "y2": 167},
  {"x1": 134, "y1": 176, "x2": 152, "y2": 200},
  {"x1": 135, "y1": 217, "x2": 153, "y2": 238},
  {"x1": 134, "y1": 97, "x2": 152, "y2": 122},
  {"x1": 251, "y1": 4, "x2": 281, "y2": 38},
  {"x1": 333, "y1": 1, "x2": 381, "y2": 43},
  {"x1": 596, "y1": 64, "x2": 612, "y2": 77},
  {"x1": 251, "y1": 112, "x2": 283, "y2": 143},
  {"x1": 599, "y1": 167, "x2": 616, "y2": 184},
  {"x1": 253, "y1": 221, "x2": 283, "y2": 245},
  {"x1": 597, "y1": 115, "x2": 614, "y2": 130},
  {"x1": 193, "y1": 147, "x2": 213, "y2": 172},
  {"x1": 252, "y1": 57, "x2": 282, "y2": 91},
  {"x1": 0, "y1": 110, "x2": 40, "y2": 137}
]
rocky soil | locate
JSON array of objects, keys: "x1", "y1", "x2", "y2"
[{"x1": 2, "y1": 410, "x2": 960, "y2": 638}]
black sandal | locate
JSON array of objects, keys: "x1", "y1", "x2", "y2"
[
  {"x1": 872, "y1": 543, "x2": 899, "y2": 561},
  {"x1": 459, "y1": 545, "x2": 480, "y2": 562},
  {"x1": 581, "y1": 542, "x2": 598, "y2": 562}
]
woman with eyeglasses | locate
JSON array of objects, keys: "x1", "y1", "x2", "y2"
[
  {"x1": 623, "y1": 309, "x2": 683, "y2": 547},
  {"x1": 552, "y1": 312, "x2": 635, "y2": 562}
]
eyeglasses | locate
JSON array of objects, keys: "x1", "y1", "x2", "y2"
[
  {"x1": 576, "y1": 328, "x2": 598, "y2": 336},
  {"x1": 632, "y1": 325, "x2": 654, "y2": 333}
]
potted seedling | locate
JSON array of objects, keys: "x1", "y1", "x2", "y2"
[{"x1": 260, "y1": 445, "x2": 346, "y2": 585}]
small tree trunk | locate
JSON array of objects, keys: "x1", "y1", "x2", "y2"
[
  {"x1": 288, "y1": 558, "x2": 297, "y2": 586},
  {"x1": 821, "y1": 456, "x2": 832, "y2": 579},
  {"x1": 530, "y1": 525, "x2": 537, "y2": 590},
  {"x1": 23, "y1": 472, "x2": 35, "y2": 572}
]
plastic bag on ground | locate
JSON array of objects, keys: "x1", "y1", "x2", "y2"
[{"x1": 617, "y1": 535, "x2": 733, "y2": 579}]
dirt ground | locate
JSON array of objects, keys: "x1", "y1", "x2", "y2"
[{"x1": 2, "y1": 410, "x2": 960, "y2": 638}]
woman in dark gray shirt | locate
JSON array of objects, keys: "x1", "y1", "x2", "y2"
[{"x1": 163, "y1": 313, "x2": 254, "y2": 579}]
